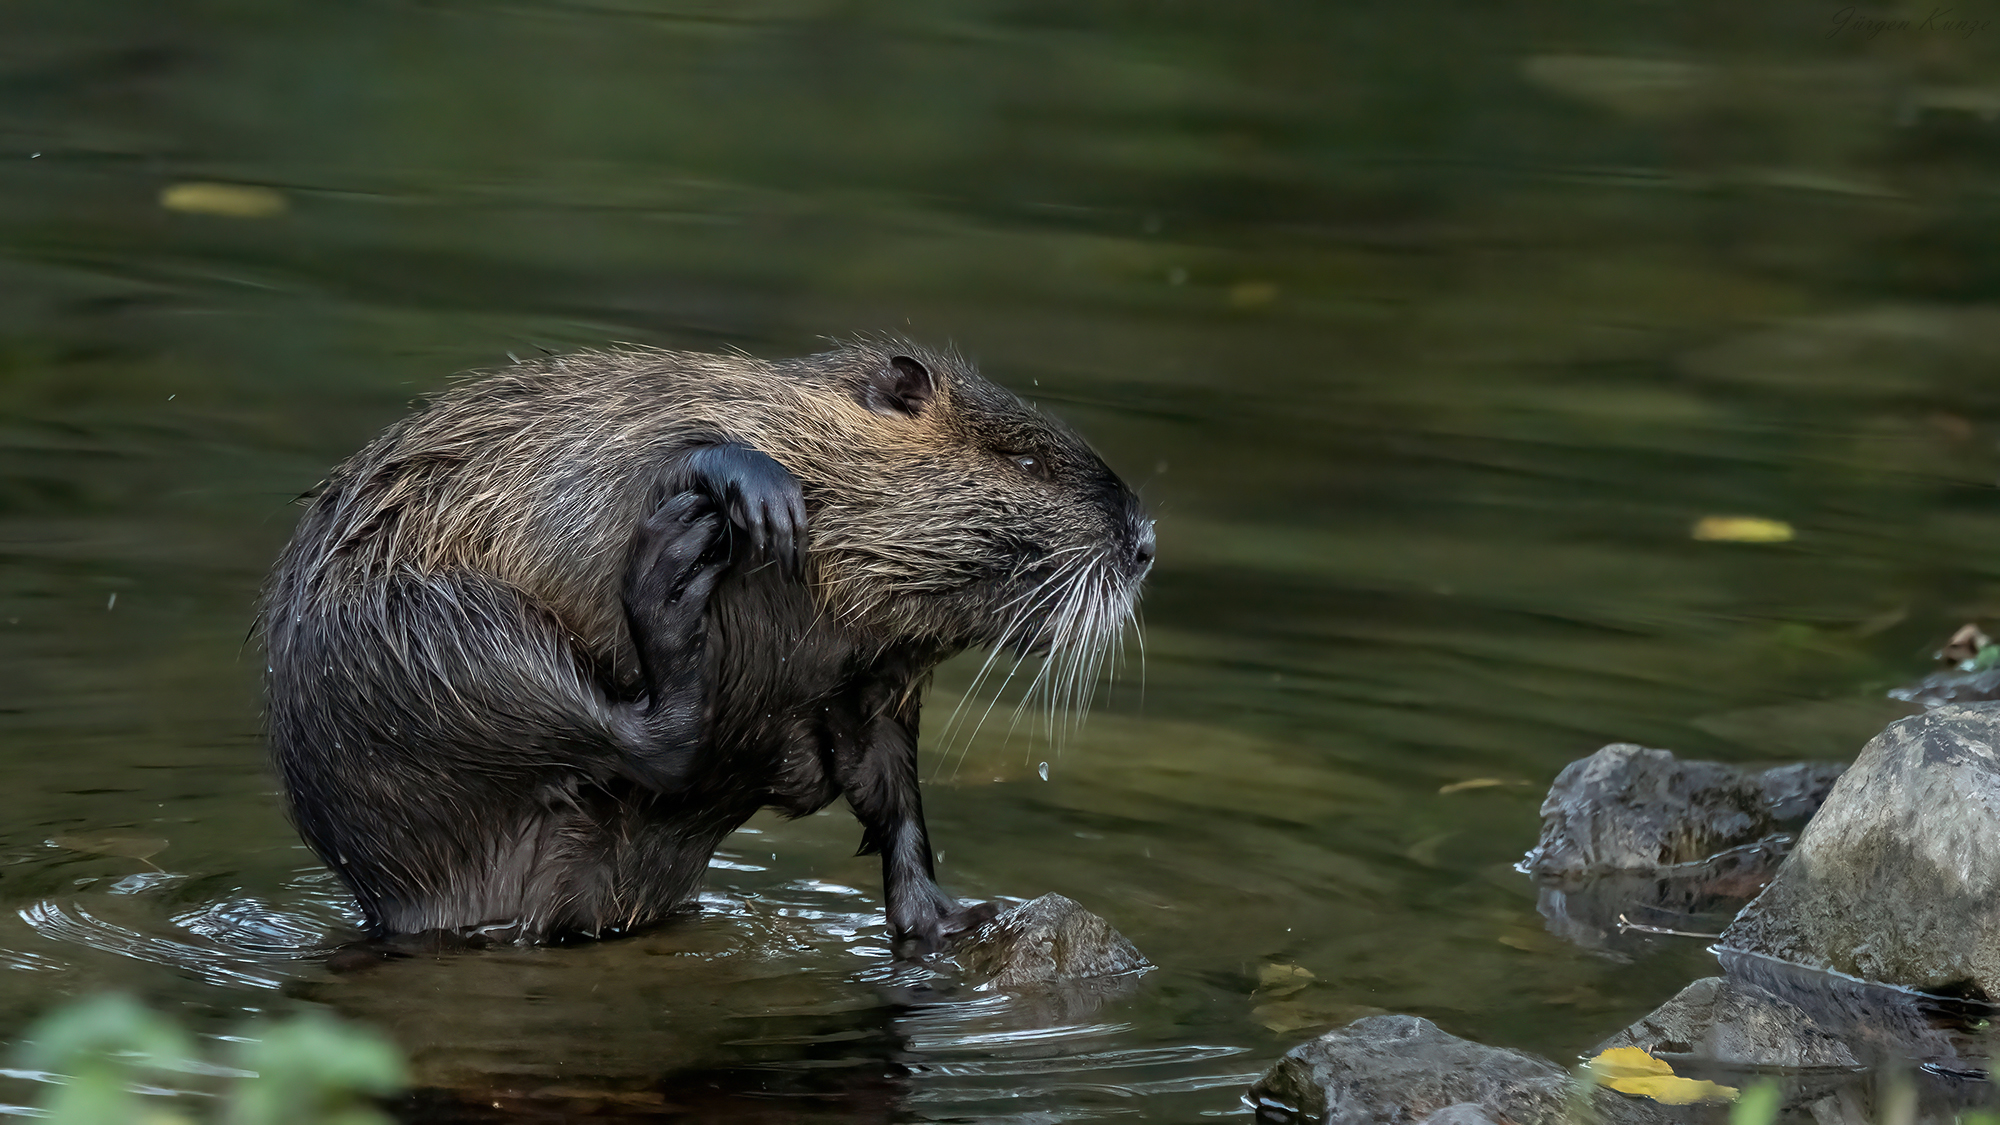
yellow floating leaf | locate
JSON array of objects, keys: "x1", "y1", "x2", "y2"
[
  {"x1": 160, "y1": 182, "x2": 288, "y2": 218},
  {"x1": 1588, "y1": 1046, "x2": 1673, "y2": 1079},
  {"x1": 1586, "y1": 1047, "x2": 1737, "y2": 1104},
  {"x1": 1439, "y1": 778, "x2": 1505, "y2": 794},
  {"x1": 1611, "y1": 1075, "x2": 1739, "y2": 1105},
  {"x1": 1691, "y1": 516, "x2": 1794, "y2": 543}
]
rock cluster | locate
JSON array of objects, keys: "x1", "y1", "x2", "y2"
[{"x1": 1250, "y1": 705, "x2": 2000, "y2": 1120}]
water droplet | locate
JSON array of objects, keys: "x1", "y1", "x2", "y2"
[{"x1": 1037, "y1": 761, "x2": 1049, "y2": 781}]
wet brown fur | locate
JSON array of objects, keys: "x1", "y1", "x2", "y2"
[{"x1": 262, "y1": 339, "x2": 1151, "y2": 944}]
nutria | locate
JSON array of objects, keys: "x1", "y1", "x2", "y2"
[{"x1": 261, "y1": 340, "x2": 1153, "y2": 951}]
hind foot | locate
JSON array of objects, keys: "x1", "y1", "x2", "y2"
[
  {"x1": 617, "y1": 491, "x2": 726, "y2": 787},
  {"x1": 894, "y1": 896, "x2": 1002, "y2": 958}
]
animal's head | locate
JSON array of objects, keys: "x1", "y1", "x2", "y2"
[{"x1": 759, "y1": 340, "x2": 1153, "y2": 684}]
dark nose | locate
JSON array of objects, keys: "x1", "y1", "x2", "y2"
[{"x1": 1130, "y1": 520, "x2": 1156, "y2": 575}]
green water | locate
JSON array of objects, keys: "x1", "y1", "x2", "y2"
[{"x1": 4, "y1": 1, "x2": 1998, "y2": 1119}]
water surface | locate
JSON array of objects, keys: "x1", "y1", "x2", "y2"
[{"x1": 3, "y1": 1, "x2": 1997, "y2": 1119}]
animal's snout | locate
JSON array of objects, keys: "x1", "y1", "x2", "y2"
[{"x1": 1129, "y1": 519, "x2": 1157, "y2": 577}]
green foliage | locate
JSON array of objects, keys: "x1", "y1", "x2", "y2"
[
  {"x1": 1729, "y1": 1081, "x2": 1782, "y2": 1125},
  {"x1": 16, "y1": 996, "x2": 406, "y2": 1125},
  {"x1": 1564, "y1": 1062, "x2": 1600, "y2": 1125}
]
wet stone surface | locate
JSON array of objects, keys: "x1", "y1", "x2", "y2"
[
  {"x1": 1888, "y1": 667, "x2": 2000, "y2": 709},
  {"x1": 1591, "y1": 952, "x2": 2000, "y2": 1114},
  {"x1": 952, "y1": 893, "x2": 1150, "y2": 988},
  {"x1": 1721, "y1": 704, "x2": 2000, "y2": 996},
  {"x1": 1247, "y1": 1014, "x2": 1675, "y2": 1125},
  {"x1": 1592, "y1": 974, "x2": 1863, "y2": 1070},
  {"x1": 1521, "y1": 744, "x2": 1845, "y2": 877}
]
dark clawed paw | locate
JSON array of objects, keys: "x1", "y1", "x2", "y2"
[
  {"x1": 686, "y1": 444, "x2": 808, "y2": 576},
  {"x1": 894, "y1": 899, "x2": 1003, "y2": 958},
  {"x1": 941, "y1": 900, "x2": 1002, "y2": 937}
]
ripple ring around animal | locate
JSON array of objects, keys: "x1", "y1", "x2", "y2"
[{"x1": 260, "y1": 339, "x2": 1155, "y2": 955}]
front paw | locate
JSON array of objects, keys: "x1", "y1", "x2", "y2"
[{"x1": 681, "y1": 443, "x2": 807, "y2": 575}]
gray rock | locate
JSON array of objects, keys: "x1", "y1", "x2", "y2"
[
  {"x1": 1247, "y1": 1014, "x2": 1670, "y2": 1125},
  {"x1": 1522, "y1": 743, "x2": 1844, "y2": 876},
  {"x1": 1888, "y1": 667, "x2": 2000, "y2": 708},
  {"x1": 1594, "y1": 957, "x2": 1990, "y2": 1103},
  {"x1": 1417, "y1": 1103, "x2": 1504, "y2": 1125},
  {"x1": 1592, "y1": 976, "x2": 1860, "y2": 1069},
  {"x1": 1721, "y1": 705, "x2": 2000, "y2": 994},
  {"x1": 954, "y1": 894, "x2": 1149, "y2": 987}
]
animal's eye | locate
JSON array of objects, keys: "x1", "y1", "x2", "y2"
[{"x1": 1011, "y1": 453, "x2": 1049, "y2": 480}]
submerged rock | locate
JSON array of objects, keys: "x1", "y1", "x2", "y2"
[
  {"x1": 1888, "y1": 667, "x2": 2000, "y2": 709},
  {"x1": 1721, "y1": 704, "x2": 2000, "y2": 995},
  {"x1": 1247, "y1": 1014, "x2": 1669, "y2": 1125},
  {"x1": 1590, "y1": 953, "x2": 1998, "y2": 1115},
  {"x1": 1593, "y1": 975, "x2": 1862, "y2": 1070},
  {"x1": 1522, "y1": 744, "x2": 1844, "y2": 876},
  {"x1": 954, "y1": 894, "x2": 1149, "y2": 987}
]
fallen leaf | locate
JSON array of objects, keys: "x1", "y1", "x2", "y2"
[
  {"x1": 50, "y1": 834, "x2": 168, "y2": 863},
  {"x1": 1586, "y1": 1047, "x2": 1737, "y2": 1104},
  {"x1": 160, "y1": 182, "x2": 288, "y2": 218},
  {"x1": 1256, "y1": 962, "x2": 1315, "y2": 997},
  {"x1": 1610, "y1": 1075, "x2": 1741, "y2": 1105},
  {"x1": 1691, "y1": 516, "x2": 1793, "y2": 543},
  {"x1": 1588, "y1": 1047, "x2": 1673, "y2": 1079},
  {"x1": 1438, "y1": 778, "x2": 1515, "y2": 794}
]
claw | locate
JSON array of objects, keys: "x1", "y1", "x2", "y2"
[{"x1": 677, "y1": 443, "x2": 806, "y2": 575}]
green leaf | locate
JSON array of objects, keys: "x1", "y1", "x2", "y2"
[
  {"x1": 1731, "y1": 1081, "x2": 1782, "y2": 1125},
  {"x1": 16, "y1": 994, "x2": 199, "y2": 1076},
  {"x1": 225, "y1": 1012, "x2": 408, "y2": 1125}
]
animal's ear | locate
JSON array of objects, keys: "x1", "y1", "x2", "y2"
[{"x1": 853, "y1": 355, "x2": 936, "y2": 418}]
